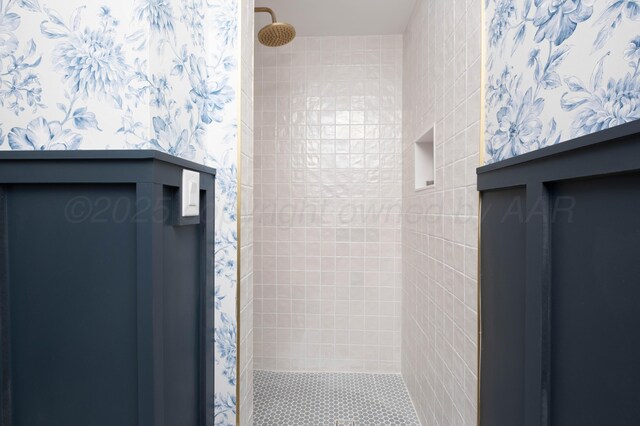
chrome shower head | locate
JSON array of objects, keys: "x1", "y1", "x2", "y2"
[{"x1": 255, "y1": 7, "x2": 296, "y2": 47}]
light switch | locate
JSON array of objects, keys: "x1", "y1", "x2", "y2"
[{"x1": 181, "y1": 169, "x2": 200, "y2": 217}]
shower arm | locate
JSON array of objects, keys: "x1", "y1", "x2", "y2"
[{"x1": 255, "y1": 7, "x2": 277, "y2": 23}]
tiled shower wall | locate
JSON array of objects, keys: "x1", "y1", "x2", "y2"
[
  {"x1": 239, "y1": 0, "x2": 255, "y2": 424},
  {"x1": 254, "y1": 35, "x2": 403, "y2": 372},
  {"x1": 401, "y1": 0, "x2": 480, "y2": 425}
]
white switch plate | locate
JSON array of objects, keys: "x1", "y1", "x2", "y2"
[{"x1": 181, "y1": 169, "x2": 200, "y2": 217}]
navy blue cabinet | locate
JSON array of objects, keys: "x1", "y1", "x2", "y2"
[{"x1": 0, "y1": 151, "x2": 215, "y2": 426}]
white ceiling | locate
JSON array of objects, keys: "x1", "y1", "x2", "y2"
[{"x1": 254, "y1": 0, "x2": 417, "y2": 37}]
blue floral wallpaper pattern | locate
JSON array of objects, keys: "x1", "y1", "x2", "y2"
[
  {"x1": 0, "y1": 0, "x2": 240, "y2": 424},
  {"x1": 484, "y1": 0, "x2": 640, "y2": 164}
]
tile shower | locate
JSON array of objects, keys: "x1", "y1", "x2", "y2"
[
  {"x1": 253, "y1": 371, "x2": 420, "y2": 425},
  {"x1": 252, "y1": 3, "x2": 480, "y2": 424},
  {"x1": 401, "y1": 0, "x2": 480, "y2": 424},
  {"x1": 253, "y1": 33, "x2": 409, "y2": 425},
  {"x1": 254, "y1": 35, "x2": 404, "y2": 373}
]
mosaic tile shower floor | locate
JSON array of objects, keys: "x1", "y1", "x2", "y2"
[{"x1": 253, "y1": 370, "x2": 421, "y2": 426}]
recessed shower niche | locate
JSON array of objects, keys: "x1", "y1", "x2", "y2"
[{"x1": 414, "y1": 126, "x2": 435, "y2": 190}]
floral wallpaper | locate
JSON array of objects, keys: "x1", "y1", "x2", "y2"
[
  {"x1": 484, "y1": 0, "x2": 640, "y2": 164},
  {"x1": 0, "y1": 0, "x2": 241, "y2": 424}
]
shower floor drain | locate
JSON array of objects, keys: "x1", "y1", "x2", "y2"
[{"x1": 335, "y1": 421, "x2": 356, "y2": 426}]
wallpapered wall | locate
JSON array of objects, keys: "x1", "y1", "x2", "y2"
[
  {"x1": 485, "y1": 0, "x2": 640, "y2": 163},
  {"x1": 0, "y1": 1, "x2": 242, "y2": 424}
]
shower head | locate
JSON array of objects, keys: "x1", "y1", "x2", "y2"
[{"x1": 255, "y1": 7, "x2": 296, "y2": 47}]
